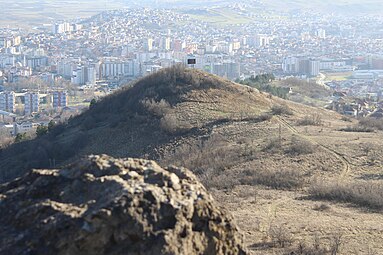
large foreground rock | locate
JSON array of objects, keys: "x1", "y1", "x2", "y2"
[{"x1": 0, "y1": 155, "x2": 246, "y2": 255}]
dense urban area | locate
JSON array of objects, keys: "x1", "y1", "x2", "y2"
[{"x1": 0, "y1": 2, "x2": 383, "y2": 142}]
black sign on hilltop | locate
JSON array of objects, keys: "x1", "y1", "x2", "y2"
[{"x1": 187, "y1": 58, "x2": 196, "y2": 65}]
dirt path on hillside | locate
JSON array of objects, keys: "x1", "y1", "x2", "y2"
[{"x1": 276, "y1": 117, "x2": 351, "y2": 177}]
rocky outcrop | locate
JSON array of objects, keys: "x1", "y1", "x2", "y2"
[{"x1": 0, "y1": 155, "x2": 246, "y2": 255}]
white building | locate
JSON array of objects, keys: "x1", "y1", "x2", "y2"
[
  {"x1": 100, "y1": 59, "x2": 137, "y2": 78},
  {"x1": 309, "y1": 60, "x2": 320, "y2": 77},
  {"x1": 257, "y1": 34, "x2": 271, "y2": 47},
  {"x1": 0, "y1": 91, "x2": 15, "y2": 113},
  {"x1": 71, "y1": 65, "x2": 97, "y2": 85},
  {"x1": 52, "y1": 91, "x2": 68, "y2": 108},
  {"x1": 282, "y1": 57, "x2": 300, "y2": 73},
  {"x1": 24, "y1": 92, "x2": 39, "y2": 115},
  {"x1": 317, "y1": 29, "x2": 326, "y2": 39},
  {"x1": 52, "y1": 22, "x2": 74, "y2": 34},
  {"x1": 211, "y1": 61, "x2": 241, "y2": 80},
  {"x1": 143, "y1": 38, "x2": 154, "y2": 51}
]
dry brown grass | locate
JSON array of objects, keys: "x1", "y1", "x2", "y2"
[
  {"x1": 309, "y1": 180, "x2": 383, "y2": 210},
  {"x1": 271, "y1": 105, "x2": 293, "y2": 116},
  {"x1": 286, "y1": 136, "x2": 315, "y2": 155},
  {"x1": 297, "y1": 114, "x2": 323, "y2": 126},
  {"x1": 339, "y1": 126, "x2": 374, "y2": 133},
  {"x1": 359, "y1": 117, "x2": 383, "y2": 130},
  {"x1": 240, "y1": 168, "x2": 305, "y2": 190}
]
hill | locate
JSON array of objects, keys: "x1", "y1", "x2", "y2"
[
  {"x1": 2, "y1": 67, "x2": 383, "y2": 254},
  {"x1": 0, "y1": 66, "x2": 272, "y2": 183}
]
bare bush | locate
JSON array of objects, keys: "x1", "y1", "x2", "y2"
[
  {"x1": 240, "y1": 168, "x2": 305, "y2": 190},
  {"x1": 271, "y1": 105, "x2": 293, "y2": 116},
  {"x1": 161, "y1": 134, "x2": 250, "y2": 190},
  {"x1": 198, "y1": 169, "x2": 240, "y2": 190},
  {"x1": 159, "y1": 114, "x2": 178, "y2": 134},
  {"x1": 297, "y1": 114, "x2": 323, "y2": 126},
  {"x1": 141, "y1": 98, "x2": 171, "y2": 117},
  {"x1": 286, "y1": 136, "x2": 315, "y2": 155},
  {"x1": 263, "y1": 138, "x2": 282, "y2": 152},
  {"x1": 339, "y1": 126, "x2": 374, "y2": 133},
  {"x1": 284, "y1": 238, "x2": 329, "y2": 255},
  {"x1": 359, "y1": 117, "x2": 383, "y2": 131},
  {"x1": 269, "y1": 225, "x2": 293, "y2": 248},
  {"x1": 243, "y1": 113, "x2": 272, "y2": 123},
  {"x1": 309, "y1": 180, "x2": 383, "y2": 209},
  {"x1": 313, "y1": 203, "x2": 331, "y2": 212},
  {"x1": 329, "y1": 232, "x2": 343, "y2": 255},
  {"x1": 341, "y1": 116, "x2": 352, "y2": 122}
]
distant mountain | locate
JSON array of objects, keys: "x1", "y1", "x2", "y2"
[
  {"x1": 259, "y1": 0, "x2": 383, "y2": 14},
  {"x1": 134, "y1": 0, "x2": 383, "y2": 14}
]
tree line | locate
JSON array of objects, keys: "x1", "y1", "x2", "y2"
[{"x1": 237, "y1": 74, "x2": 289, "y2": 99}]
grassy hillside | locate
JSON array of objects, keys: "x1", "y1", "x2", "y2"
[
  {"x1": 2, "y1": 66, "x2": 383, "y2": 254},
  {"x1": 0, "y1": 66, "x2": 272, "y2": 183}
]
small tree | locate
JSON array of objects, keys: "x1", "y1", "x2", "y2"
[
  {"x1": 48, "y1": 120, "x2": 55, "y2": 132},
  {"x1": 90, "y1": 98, "x2": 97, "y2": 108},
  {"x1": 15, "y1": 133, "x2": 28, "y2": 143},
  {"x1": 36, "y1": 125, "x2": 48, "y2": 137}
]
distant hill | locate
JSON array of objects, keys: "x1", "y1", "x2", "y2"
[
  {"x1": 262, "y1": 0, "x2": 383, "y2": 14},
  {"x1": 136, "y1": 0, "x2": 383, "y2": 14}
]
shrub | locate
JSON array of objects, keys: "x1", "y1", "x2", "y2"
[
  {"x1": 240, "y1": 168, "x2": 305, "y2": 190},
  {"x1": 339, "y1": 126, "x2": 374, "y2": 133},
  {"x1": 198, "y1": 169, "x2": 240, "y2": 190},
  {"x1": 359, "y1": 117, "x2": 383, "y2": 130},
  {"x1": 263, "y1": 138, "x2": 282, "y2": 152},
  {"x1": 271, "y1": 105, "x2": 293, "y2": 116},
  {"x1": 160, "y1": 114, "x2": 180, "y2": 134},
  {"x1": 269, "y1": 225, "x2": 293, "y2": 248},
  {"x1": 48, "y1": 120, "x2": 56, "y2": 131},
  {"x1": 297, "y1": 114, "x2": 322, "y2": 126},
  {"x1": 309, "y1": 180, "x2": 383, "y2": 209},
  {"x1": 313, "y1": 203, "x2": 331, "y2": 211},
  {"x1": 36, "y1": 125, "x2": 48, "y2": 137},
  {"x1": 286, "y1": 136, "x2": 314, "y2": 155},
  {"x1": 141, "y1": 98, "x2": 171, "y2": 117},
  {"x1": 341, "y1": 116, "x2": 352, "y2": 122},
  {"x1": 242, "y1": 113, "x2": 272, "y2": 123},
  {"x1": 161, "y1": 134, "x2": 255, "y2": 190},
  {"x1": 14, "y1": 133, "x2": 28, "y2": 143},
  {"x1": 89, "y1": 98, "x2": 97, "y2": 108},
  {"x1": 284, "y1": 238, "x2": 330, "y2": 255}
]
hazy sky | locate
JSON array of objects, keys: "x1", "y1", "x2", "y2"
[{"x1": 0, "y1": 0, "x2": 382, "y2": 28}]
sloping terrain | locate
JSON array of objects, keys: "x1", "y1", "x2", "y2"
[
  {"x1": 2, "y1": 67, "x2": 383, "y2": 254},
  {"x1": 0, "y1": 66, "x2": 271, "y2": 183}
]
